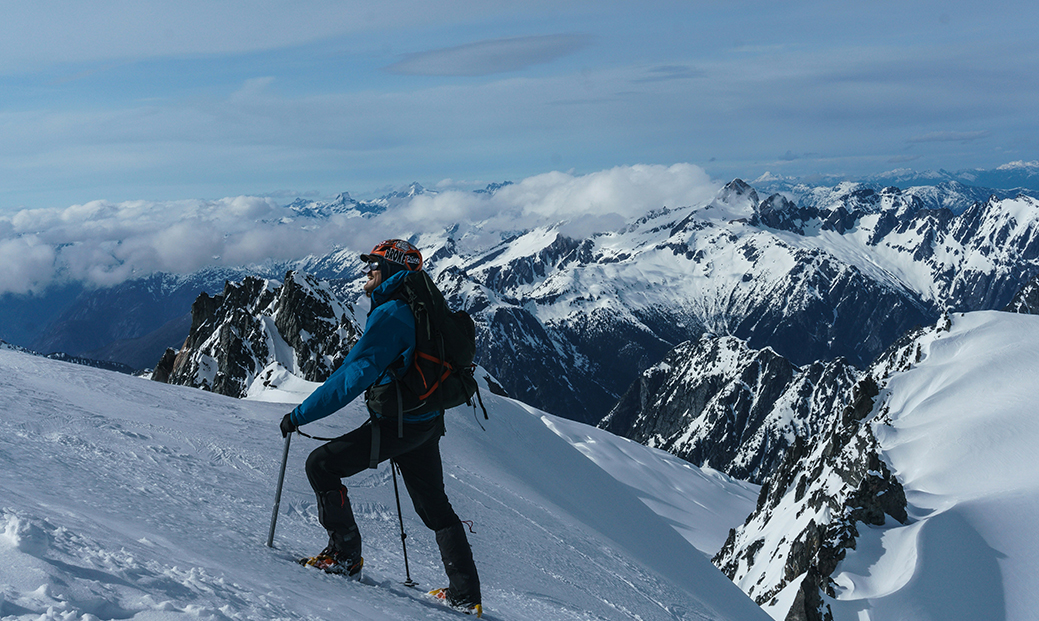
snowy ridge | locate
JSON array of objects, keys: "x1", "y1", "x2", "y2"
[
  {"x1": 0, "y1": 348, "x2": 766, "y2": 620},
  {"x1": 714, "y1": 310, "x2": 1039, "y2": 620}
]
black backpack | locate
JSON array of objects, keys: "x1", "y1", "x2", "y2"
[{"x1": 365, "y1": 271, "x2": 487, "y2": 444}]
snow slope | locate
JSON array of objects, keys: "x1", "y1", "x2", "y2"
[
  {"x1": 0, "y1": 349, "x2": 764, "y2": 620},
  {"x1": 828, "y1": 312, "x2": 1039, "y2": 620}
]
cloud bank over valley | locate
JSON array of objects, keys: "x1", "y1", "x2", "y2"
[{"x1": 0, "y1": 164, "x2": 719, "y2": 296}]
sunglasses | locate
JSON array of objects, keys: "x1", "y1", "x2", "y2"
[{"x1": 362, "y1": 261, "x2": 381, "y2": 274}]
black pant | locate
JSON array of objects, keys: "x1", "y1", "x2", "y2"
[{"x1": 305, "y1": 415, "x2": 481, "y2": 605}]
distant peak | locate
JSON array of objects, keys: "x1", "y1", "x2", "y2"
[
  {"x1": 718, "y1": 178, "x2": 759, "y2": 208},
  {"x1": 998, "y1": 160, "x2": 1039, "y2": 171},
  {"x1": 723, "y1": 178, "x2": 753, "y2": 193}
]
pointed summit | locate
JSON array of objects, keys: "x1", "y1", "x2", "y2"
[{"x1": 718, "y1": 178, "x2": 759, "y2": 208}]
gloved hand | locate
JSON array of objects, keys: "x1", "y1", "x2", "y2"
[{"x1": 280, "y1": 412, "x2": 297, "y2": 438}]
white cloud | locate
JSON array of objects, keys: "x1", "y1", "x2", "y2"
[
  {"x1": 0, "y1": 236, "x2": 56, "y2": 294},
  {"x1": 0, "y1": 164, "x2": 719, "y2": 295},
  {"x1": 393, "y1": 164, "x2": 718, "y2": 243}
]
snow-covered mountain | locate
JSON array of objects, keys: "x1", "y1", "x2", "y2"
[
  {"x1": 11, "y1": 177, "x2": 1039, "y2": 426},
  {"x1": 413, "y1": 180, "x2": 1038, "y2": 422},
  {"x1": 285, "y1": 183, "x2": 432, "y2": 219},
  {"x1": 598, "y1": 335, "x2": 858, "y2": 484},
  {"x1": 756, "y1": 161, "x2": 1039, "y2": 194},
  {"x1": 748, "y1": 185, "x2": 1039, "y2": 311},
  {"x1": 712, "y1": 309, "x2": 1039, "y2": 620},
  {"x1": 0, "y1": 346, "x2": 767, "y2": 620},
  {"x1": 154, "y1": 272, "x2": 362, "y2": 398}
]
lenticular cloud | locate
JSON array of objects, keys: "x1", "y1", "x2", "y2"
[{"x1": 0, "y1": 163, "x2": 719, "y2": 295}]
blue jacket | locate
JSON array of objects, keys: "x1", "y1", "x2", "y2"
[{"x1": 289, "y1": 271, "x2": 439, "y2": 427}]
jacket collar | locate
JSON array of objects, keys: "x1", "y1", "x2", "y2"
[{"x1": 369, "y1": 270, "x2": 408, "y2": 310}]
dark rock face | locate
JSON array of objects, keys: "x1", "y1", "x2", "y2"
[
  {"x1": 752, "y1": 194, "x2": 813, "y2": 234},
  {"x1": 730, "y1": 249, "x2": 931, "y2": 367},
  {"x1": 599, "y1": 335, "x2": 859, "y2": 484},
  {"x1": 151, "y1": 347, "x2": 178, "y2": 384},
  {"x1": 271, "y1": 271, "x2": 359, "y2": 381},
  {"x1": 1005, "y1": 273, "x2": 1039, "y2": 315},
  {"x1": 156, "y1": 272, "x2": 360, "y2": 398},
  {"x1": 164, "y1": 277, "x2": 277, "y2": 397}
]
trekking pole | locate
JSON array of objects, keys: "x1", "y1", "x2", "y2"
[
  {"x1": 266, "y1": 433, "x2": 292, "y2": 548},
  {"x1": 390, "y1": 460, "x2": 418, "y2": 587}
]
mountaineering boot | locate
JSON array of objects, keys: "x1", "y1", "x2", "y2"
[
  {"x1": 316, "y1": 486, "x2": 362, "y2": 561},
  {"x1": 429, "y1": 587, "x2": 482, "y2": 617},
  {"x1": 299, "y1": 544, "x2": 364, "y2": 578},
  {"x1": 434, "y1": 522, "x2": 481, "y2": 611}
]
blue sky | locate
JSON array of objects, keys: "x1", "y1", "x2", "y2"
[{"x1": 2, "y1": 0, "x2": 1037, "y2": 212}]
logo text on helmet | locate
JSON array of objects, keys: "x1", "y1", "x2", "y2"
[{"x1": 382, "y1": 241, "x2": 421, "y2": 269}]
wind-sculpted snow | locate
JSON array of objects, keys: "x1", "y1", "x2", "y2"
[
  {"x1": 713, "y1": 311, "x2": 1039, "y2": 621},
  {"x1": 0, "y1": 347, "x2": 768, "y2": 620}
]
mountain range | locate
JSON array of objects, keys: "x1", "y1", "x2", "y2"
[
  {"x1": 756, "y1": 159, "x2": 1039, "y2": 195},
  {"x1": 4, "y1": 175, "x2": 1038, "y2": 427},
  {"x1": 3, "y1": 165, "x2": 1039, "y2": 620}
]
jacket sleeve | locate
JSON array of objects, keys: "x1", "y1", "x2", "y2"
[{"x1": 290, "y1": 300, "x2": 415, "y2": 426}]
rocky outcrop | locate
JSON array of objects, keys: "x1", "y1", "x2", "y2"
[
  {"x1": 1005, "y1": 272, "x2": 1039, "y2": 315},
  {"x1": 599, "y1": 334, "x2": 859, "y2": 483},
  {"x1": 710, "y1": 323, "x2": 944, "y2": 621},
  {"x1": 154, "y1": 271, "x2": 360, "y2": 398}
]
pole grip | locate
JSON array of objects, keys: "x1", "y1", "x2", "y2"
[{"x1": 266, "y1": 433, "x2": 292, "y2": 548}]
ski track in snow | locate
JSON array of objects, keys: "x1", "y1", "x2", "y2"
[{"x1": 0, "y1": 349, "x2": 765, "y2": 620}]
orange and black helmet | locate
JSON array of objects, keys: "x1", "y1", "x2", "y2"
[{"x1": 360, "y1": 239, "x2": 423, "y2": 272}]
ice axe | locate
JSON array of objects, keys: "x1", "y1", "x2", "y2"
[{"x1": 266, "y1": 433, "x2": 292, "y2": 548}]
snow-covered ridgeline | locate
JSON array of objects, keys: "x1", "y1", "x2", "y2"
[
  {"x1": 714, "y1": 311, "x2": 1039, "y2": 621},
  {"x1": 0, "y1": 348, "x2": 765, "y2": 620}
]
